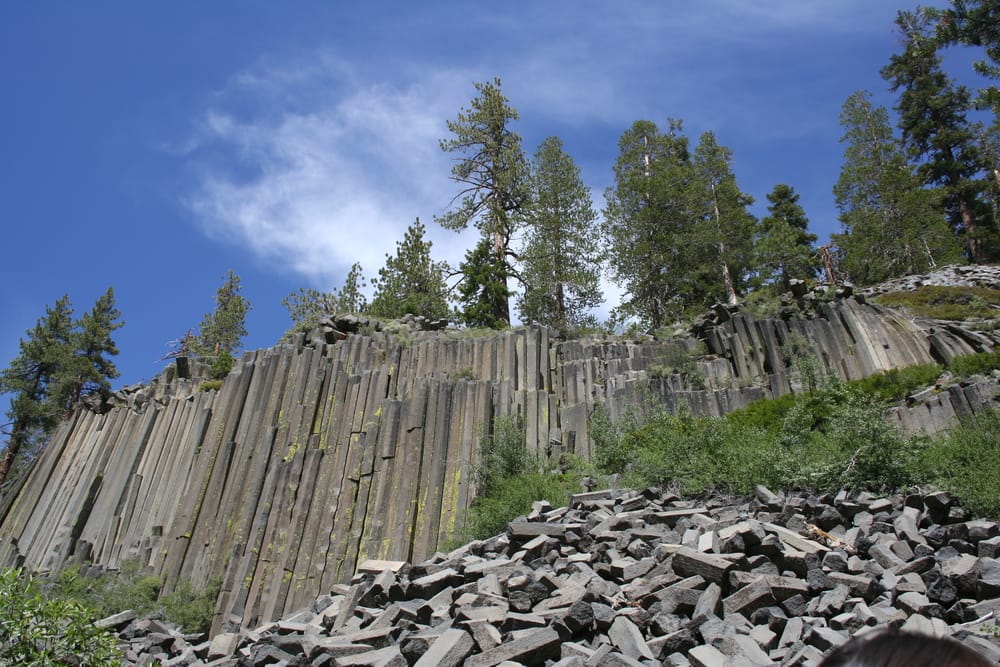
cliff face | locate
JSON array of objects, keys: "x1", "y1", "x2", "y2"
[{"x1": 0, "y1": 298, "x2": 996, "y2": 634}]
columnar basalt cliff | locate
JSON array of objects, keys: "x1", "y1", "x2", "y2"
[{"x1": 0, "y1": 298, "x2": 996, "y2": 635}]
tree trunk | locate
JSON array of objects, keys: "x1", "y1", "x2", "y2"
[
  {"x1": 712, "y1": 185, "x2": 738, "y2": 306},
  {"x1": 0, "y1": 428, "x2": 24, "y2": 487},
  {"x1": 960, "y1": 196, "x2": 980, "y2": 262}
]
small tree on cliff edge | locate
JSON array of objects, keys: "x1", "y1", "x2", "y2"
[
  {"x1": 436, "y1": 78, "x2": 529, "y2": 327},
  {"x1": 192, "y1": 271, "x2": 250, "y2": 377},
  {"x1": 0, "y1": 296, "x2": 74, "y2": 485},
  {"x1": 0, "y1": 290, "x2": 123, "y2": 486},
  {"x1": 369, "y1": 219, "x2": 450, "y2": 320}
]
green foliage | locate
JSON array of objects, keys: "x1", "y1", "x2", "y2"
[
  {"x1": 198, "y1": 379, "x2": 224, "y2": 392},
  {"x1": 873, "y1": 285, "x2": 1000, "y2": 320},
  {"x1": 282, "y1": 262, "x2": 370, "y2": 335},
  {"x1": 0, "y1": 567, "x2": 120, "y2": 666},
  {"x1": 852, "y1": 363, "x2": 942, "y2": 402},
  {"x1": 474, "y1": 414, "x2": 534, "y2": 496},
  {"x1": 0, "y1": 290, "x2": 124, "y2": 485},
  {"x1": 926, "y1": 0, "x2": 1000, "y2": 114},
  {"x1": 589, "y1": 404, "x2": 634, "y2": 474},
  {"x1": 604, "y1": 121, "x2": 758, "y2": 327},
  {"x1": 518, "y1": 136, "x2": 602, "y2": 330},
  {"x1": 882, "y1": 11, "x2": 997, "y2": 262},
  {"x1": 755, "y1": 184, "x2": 819, "y2": 290},
  {"x1": 192, "y1": 270, "x2": 250, "y2": 359},
  {"x1": 337, "y1": 262, "x2": 369, "y2": 314},
  {"x1": 783, "y1": 331, "x2": 824, "y2": 394},
  {"x1": 369, "y1": 219, "x2": 450, "y2": 320},
  {"x1": 917, "y1": 409, "x2": 1000, "y2": 518},
  {"x1": 281, "y1": 287, "x2": 340, "y2": 331},
  {"x1": 209, "y1": 350, "x2": 235, "y2": 379},
  {"x1": 455, "y1": 238, "x2": 512, "y2": 329},
  {"x1": 949, "y1": 348, "x2": 1000, "y2": 376},
  {"x1": 437, "y1": 78, "x2": 528, "y2": 327},
  {"x1": 690, "y1": 130, "x2": 758, "y2": 306},
  {"x1": 49, "y1": 560, "x2": 220, "y2": 634},
  {"x1": 59, "y1": 287, "x2": 124, "y2": 407},
  {"x1": 160, "y1": 578, "x2": 222, "y2": 634},
  {"x1": 455, "y1": 413, "x2": 579, "y2": 541},
  {"x1": 460, "y1": 472, "x2": 577, "y2": 540},
  {"x1": 832, "y1": 90, "x2": 963, "y2": 284},
  {"x1": 617, "y1": 384, "x2": 918, "y2": 494},
  {"x1": 603, "y1": 119, "x2": 693, "y2": 329}
]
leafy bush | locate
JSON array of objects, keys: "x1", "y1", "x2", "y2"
[
  {"x1": 210, "y1": 351, "x2": 235, "y2": 379},
  {"x1": 49, "y1": 560, "x2": 219, "y2": 634},
  {"x1": 948, "y1": 349, "x2": 1000, "y2": 377},
  {"x1": 198, "y1": 379, "x2": 224, "y2": 392},
  {"x1": 459, "y1": 472, "x2": 578, "y2": 540},
  {"x1": 475, "y1": 415, "x2": 535, "y2": 496},
  {"x1": 160, "y1": 577, "x2": 221, "y2": 634},
  {"x1": 873, "y1": 285, "x2": 1000, "y2": 320},
  {"x1": 0, "y1": 567, "x2": 120, "y2": 666},
  {"x1": 852, "y1": 363, "x2": 942, "y2": 403},
  {"x1": 917, "y1": 410, "x2": 1000, "y2": 518}
]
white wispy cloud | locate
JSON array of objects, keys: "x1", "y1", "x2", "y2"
[
  {"x1": 181, "y1": 1, "x2": 907, "y2": 296},
  {"x1": 184, "y1": 63, "x2": 476, "y2": 289}
]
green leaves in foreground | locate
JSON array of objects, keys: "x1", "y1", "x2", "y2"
[{"x1": 0, "y1": 568, "x2": 120, "y2": 667}]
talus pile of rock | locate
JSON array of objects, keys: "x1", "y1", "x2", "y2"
[{"x1": 108, "y1": 486, "x2": 1000, "y2": 666}]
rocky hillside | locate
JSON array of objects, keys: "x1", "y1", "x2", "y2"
[
  {"x1": 0, "y1": 284, "x2": 998, "y2": 638},
  {"x1": 104, "y1": 486, "x2": 1000, "y2": 665}
]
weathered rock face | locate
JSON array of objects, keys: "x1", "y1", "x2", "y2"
[
  {"x1": 0, "y1": 299, "x2": 997, "y2": 636},
  {"x1": 105, "y1": 487, "x2": 1000, "y2": 666}
]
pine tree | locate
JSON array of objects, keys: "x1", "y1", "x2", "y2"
[
  {"x1": 0, "y1": 296, "x2": 75, "y2": 485},
  {"x1": 882, "y1": 10, "x2": 994, "y2": 261},
  {"x1": 59, "y1": 288, "x2": 124, "y2": 407},
  {"x1": 437, "y1": 78, "x2": 529, "y2": 327},
  {"x1": 282, "y1": 288, "x2": 340, "y2": 331},
  {"x1": 455, "y1": 238, "x2": 511, "y2": 329},
  {"x1": 282, "y1": 263, "x2": 369, "y2": 333},
  {"x1": 369, "y1": 220, "x2": 449, "y2": 320},
  {"x1": 926, "y1": 0, "x2": 1000, "y2": 113},
  {"x1": 604, "y1": 119, "x2": 694, "y2": 329},
  {"x1": 193, "y1": 271, "x2": 250, "y2": 368},
  {"x1": 518, "y1": 136, "x2": 601, "y2": 331},
  {"x1": 833, "y1": 90, "x2": 963, "y2": 284},
  {"x1": 336, "y1": 262, "x2": 368, "y2": 314},
  {"x1": 755, "y1": 184, "x2": 819, "y2": 290},
  {"x1": 690, "y1": 131, "x2": 758, "y2": 306}
]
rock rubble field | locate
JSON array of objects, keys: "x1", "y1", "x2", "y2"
[{"x1": 101, "y1": 485, "x2": 1000, "y2": 666}]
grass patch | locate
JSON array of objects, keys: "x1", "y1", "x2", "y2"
[
  {"x1": 872, "y1": 285, "x2": 1000, "y2": 320},
  {"x1": 47, "y1": 560, "x2": 220, "y2": 634},
  {"x1": 198, "y1": 379, "x2": 224, "y2": 392}
]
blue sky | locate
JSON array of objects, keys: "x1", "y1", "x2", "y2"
[{"x1": 0, "y1": 1, "x2": 984, "y2": 392}]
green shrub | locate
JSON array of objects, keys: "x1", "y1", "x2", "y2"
[
  {"x1": 48, "y1": 560, "x2": 217, "y2": 634},
  {"x1": 819, "y1": 391, "x2": 917, "y2": 490},
  {"x1": 589, "y1": 404, "x2": 634, "y2": 474},
  {"x1": 853, "y1": 363, "x2": 942, "y2": 403},
  {"x1": 210, "y1": 351, "x2": 235, "y2": 379},
  {"x1": 459, "y1": 472, "x2": 578, "y2": 540},
  {"x1": 161, "y1": 577, "x2": 221, "y2": 634},
  {"x1": 199, "y1": 379, "x2": 224, "y2": 392},
  {"x1": 0, "y1": 567, "x2": 120, "y2": 666},
  {"x1": 948, "y1": 349, "x2": 1000, "y2": 377},
  {"x1": 917, "y1": 410, "x2": 1000, "y2": 518},
  {"x1": 475, "y1": 415, "x2": 535, "y2": 496}
]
